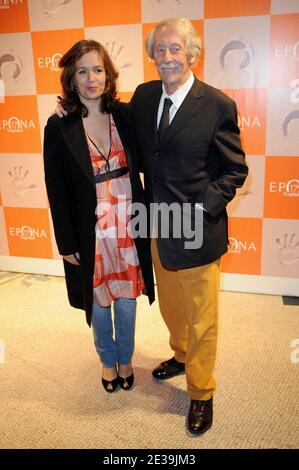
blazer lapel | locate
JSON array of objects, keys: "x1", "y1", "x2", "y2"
[
  {"x1": 60, "y1": 115, "x2": 95, "y2": 188},
  {"x1": 162, "y1": 78, "x2": 204, "y2": 144},
  {"x1": 147, "y1": 83, "x2": 163, "y2": 146}
]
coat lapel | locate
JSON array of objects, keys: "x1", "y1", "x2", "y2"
[
  {"x1": 60, "y1": 115, "x2": 95, "y2": 188},
  {"x1": 162, "y1": 78, "x2": 204, "y2": 144},
  {"x1": 111, "y1": 108, "x2": 134, "y2": 177},
  {"x1": 60, "y1": 108, "x2": 136, "y2": 187},
  {"x1": 147, "y1": 83, "x2": 163, "y2": 146}
]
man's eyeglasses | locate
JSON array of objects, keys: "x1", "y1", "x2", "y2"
[{"x1": 154, "y1": 45, "x2": 184, "y2": 57}]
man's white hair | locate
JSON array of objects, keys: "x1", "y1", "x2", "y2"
[{"x1": 145, "y1": 17, "x2": 202, "y2": 61}]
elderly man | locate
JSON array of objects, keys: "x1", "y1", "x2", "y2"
[{"x1": 131, "y1": 17, "x2": 248, "y2": 435}]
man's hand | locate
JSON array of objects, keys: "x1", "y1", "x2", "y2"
[
  {"x1": 55, "y1": 102, "x2": 67, "y2": 118},
  {"x1": 63, "y1": 252, "x2": 80, "y2": 265}
]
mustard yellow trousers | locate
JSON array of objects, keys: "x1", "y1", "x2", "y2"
[{"x1": 151, "y1": 239, "x2": 220, "y2": 400}]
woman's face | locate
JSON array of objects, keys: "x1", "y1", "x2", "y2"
[{"x1": 73, "y1": 50, "x2": 106, "y2": 104}]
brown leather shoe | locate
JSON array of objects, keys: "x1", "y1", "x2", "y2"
[
  {"x1": 187, "y1": 397, "x2": 213, "y2": 435},
  {"x1": 152, "y1": 357, "x2": 185, "y2": 380}
]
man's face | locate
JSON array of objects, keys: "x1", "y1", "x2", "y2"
[{"x1": 153, "y1": 27, "x2": 193, "y2": 93}]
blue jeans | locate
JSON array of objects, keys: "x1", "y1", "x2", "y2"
[{"x1": 91, "y1": 298, "x2": 137, "y2": 368}]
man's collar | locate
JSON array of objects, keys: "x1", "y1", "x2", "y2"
[{"x1": 161, "y1": 71, "x2": 195, "y2": 106}]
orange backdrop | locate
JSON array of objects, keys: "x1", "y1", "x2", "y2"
[{"x1": 0, "y1": 0, "x2": 298, "y2": 293}]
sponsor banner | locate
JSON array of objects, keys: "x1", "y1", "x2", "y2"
[
  {"x1": 83, "y1": 0, "x2": 141, "y2": 27},
  {"x1": 204, "y1": 0, "x2": 271, "y2": 19},
  {"x1": 264, "y1": 156, "x2": 299, "y2": 219},
  {"x1": 36, "y1": 94, "x2": 59, "y2": 145},
  {"x1": 204, "y1": 15, "x2": 270, "y2": 90},
  {"x1": 221, "y1": 217, "x2": 262, "y2": 275},
  {"x1": 0, "y1": 0, "x2": 298, "y2": 290},
  {"x1": 0, "y1": 32, "x2": 36, "y2": 96},
  {"x1": 266, "y1": 86, "x2": 299, "y2": 157},
  {"x1": 0, "y1": 0, "x2": 30, "y2": 34},
  {"x1": 4, "y1": 207, "x2": 52, "y2": 258},
  {"x1": 117, "y1": 91, "x2": 133, "y2": 103},
  {"x1": 270, "y1": 14, "x2": 299, "y2": 88},
  {"x1": 225, "y1": 89, "x2": 267, "y2": 156},
  {"x1": 31, "y1": 28, "x2": 84, "y2": 94},
  {"x1": 0, "y1": 96, "x2": 41, "y2": 153},
  {"x1": 271, "y1": 0, "x2": 299, "y2": 15},
  {"x1": 85, "y1": 24, "x2": 144, "y2": 92},
  {"x1": 141, "y1": 0, "x2": 203, "y2": 23}
]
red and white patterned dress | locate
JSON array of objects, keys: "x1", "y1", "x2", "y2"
[{"x1": 86, "y1": 114, "x2": 144, "y2": 307}]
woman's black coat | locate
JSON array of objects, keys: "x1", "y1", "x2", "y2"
[{"x1": 44, "y1": 103, "x2": 155, "y2": 326}]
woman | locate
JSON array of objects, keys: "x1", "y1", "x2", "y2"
[{"x1": 43, "y1": 40, "x2": 154, "y2": 393}]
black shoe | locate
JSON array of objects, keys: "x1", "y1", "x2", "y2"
[
  {"x1": 152, "y1": 357, "x2": 185, "y2": 380},
  {"x1": 118, "y1": 373, "x2": 134, "y2": 390},
  {"x1": 187, "y1": 397, "x2": 213, "y2": 435},
  {"x1": 101, "y1": 377, "x2": 119, "y2": 393}
]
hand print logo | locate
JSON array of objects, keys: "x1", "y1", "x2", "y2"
[
  {"x1": 218, "y1": 36, "x2": 255, "y2": 88},
  {"x1": 282, "y1": 110, "x2": 299, "y2": 137},
  {"x1": 276, "y1": 233, "x2": 299, "y2": 266},
  {"x1": 282, "y1": 80, "x2": 299, "y2": 137},
  {"x1": 220, "y1": 37, "x2": 253, "y2": 73},
  {"x1": 43, "y1": 0, "x2": 71, "y2": 17},
  {"x1": 0, "y1": 51, "x2": 22, "y2": 82},
  {"x1": 104, "y1": 41, "x2": 133, "y2": 73},
  {"x1": 9, "y1": 166, "x2": 37, "y2": 197}
]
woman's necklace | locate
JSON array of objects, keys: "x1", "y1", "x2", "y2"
[{"x1": 85, "y1": 114, "x2": 112, "y2": 173}]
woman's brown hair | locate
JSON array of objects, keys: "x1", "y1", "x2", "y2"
[{"x1": 58, "y1": 39, "x2": 119, "y2": 116}]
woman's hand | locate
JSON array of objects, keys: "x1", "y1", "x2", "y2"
[
  {"x1": 55, "y1": 102, "x2": 67, "y2": 118},
  {"x1": 63, "y1": 252, "x2": 80, "y2": 265}
]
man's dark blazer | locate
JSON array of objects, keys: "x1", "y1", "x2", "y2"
[
  {"x1": 131, "y1": 77, "x2": 248, "y2": 269},
  {"x1": 44, "y1": 103, "x2": 155, "y2": 326}
]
